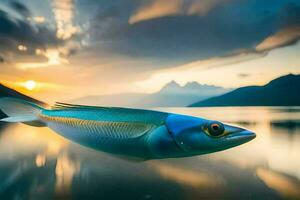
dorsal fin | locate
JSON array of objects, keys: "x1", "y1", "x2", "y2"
[{"x1": 52, "y1": 102, "x2": 112, "y2": 111}]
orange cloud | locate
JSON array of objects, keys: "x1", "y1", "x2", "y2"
[
  {"x1": 32, "y1": 16, "x2": 46, "y2": 23},
  {"x1": 187, "y1": 0, "x2": 229, "y2": 16},
  {"x1": 256, "y1": 26, "x2": 300, "y2": 52},
  {"x1": 129, "y1": 0, "x2": 233, "y2": 24},
  {"x1": 16, "y1": 49, "x2": 69, "y2": 70},
  {"x1": 129, "y1": 0, "x2": 183, "y2": 24}
]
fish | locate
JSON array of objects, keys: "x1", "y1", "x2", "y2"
[{"x1": 0, "y1": 97, "x2": 256, "y2": 160}]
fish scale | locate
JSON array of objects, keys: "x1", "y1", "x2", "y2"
[{"x1": 40, "y1": 114, "x2": 157, "y2": 140}]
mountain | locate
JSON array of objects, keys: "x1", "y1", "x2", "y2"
[
  {"x1": 137, "y1": 81, "x2": 230, "y2": 107},
  {"x1": 71, "y1": 81, "x2": 230, "y2": 107},
  {"x1": 190, "y1": 74, "x2": 300, "y2": 107},
  {"x1": 0, "y1": 84, "x2": 45, "y2": 118}
]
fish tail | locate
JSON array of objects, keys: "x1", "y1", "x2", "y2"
[{"x1": 0, "y1": 97, "x2": 46, "y2": 127}]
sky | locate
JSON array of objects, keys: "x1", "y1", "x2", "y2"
[{"x1": 0, "y1": 0, "x2": 299, "y2": 102}]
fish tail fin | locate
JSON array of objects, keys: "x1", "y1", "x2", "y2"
[{"x1": 0, "y1": 97, "x2": 46, "y2": 127}]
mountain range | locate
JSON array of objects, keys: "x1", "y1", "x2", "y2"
[
  {"x1": 0, "y1": 74, "x2": 299, "y2": 111},
  {"x1": 190, "y1": 74, "x2": 300, "y2": 107},
  {"x1": 70, "y1": 81, "x2": 230, "y2": 107}
]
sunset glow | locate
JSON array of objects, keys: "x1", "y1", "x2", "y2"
[
  {"x1": 24, "y1": 80, "x2": 37, "y2": 91},
  {"x1": 0, "y1": 1, "x2": 299, "y2": 199},
  {"x1": 0, "y1": 0, "x2": 298, "y2": 102}
]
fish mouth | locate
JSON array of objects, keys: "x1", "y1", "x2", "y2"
[{"x1": 225, "y1": 130, "x2": 256, "y2": 144}]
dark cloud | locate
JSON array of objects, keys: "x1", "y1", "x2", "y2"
[
  {"x1": 0, "y1": 0, "x2": 298, "y2": 72},
  {"x1": 278, "y1": 3, "x2": 300, "y2": 27},
  {"x1": 0, "y1": 56, "x2": 4, "y2": 63},
  {"x1": 0, "y1": 11, "x2": 60, "y2": 46},
  {"x1": 0, "y1": 2, "x2": 62, "y2": 58},
  {"x1": 10, "y1": 1, "x2": 31, "y2": 18},
  {"x1": 88, "y1": 0, "x2": 300, "y2": 64}
]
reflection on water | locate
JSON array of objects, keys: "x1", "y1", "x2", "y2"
[
  {"x1": 149, "y1": 162, "x2": 225, "y2": 188},
  {"x1": 256, "y1": 168, "x2": 300, "y2": 199},
  {"x1": 0, "y1": 107, "x2": 299, "y2": 200},
  {"x1": 55, "y1": 152, "x2": 80, "y2": 199}
]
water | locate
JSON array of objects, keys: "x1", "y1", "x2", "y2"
[{"x1": 0, "y1": 107, "x2": 299, "y2": 200}]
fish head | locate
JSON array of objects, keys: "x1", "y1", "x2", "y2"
[{"x1": 166, "y1": 114, "x2": 256, "y2": 155}]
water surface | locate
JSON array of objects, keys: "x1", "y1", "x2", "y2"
[{"x1": 0, "y1": 107, "x2": 299, "y2": 200}]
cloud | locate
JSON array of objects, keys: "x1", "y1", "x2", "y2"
[
  {"x1": 238, "y1": 73, "x2": 250, "y2": 78},
  {"x1": 90, "y1": 1, "x2": 300, "y2": 63},
  {"x1": 129, "y1": 0, "x2": 233, "y2": 24},
  {"x1": 174, "y1": 50, "x2": 267, "y2": 70},
  {"x1": 134, "y1": 50, "x2": 267, "y2": 91},
  {"x1": 256, "y1": 26, "x2": 300, "y2": 52},
  {"x1": 51, "y1": 0, "x2": 80, "y2": 40},
  {"x1": 0, "y1": 7, "x2": 61, "y2": 54},
  {"x1": 16, "y1": 49, "x2": 69, "y2": 70},
  {"x1": 0, "y1": 0, "x2": 299, "y2": 98},
  {"x1": 0, "y1": 1, "x2": 82, "y2": 69},
  {"x1": 80, "y1": 0, "x2": 300, "y2": 89},
  {"x1": 186, "y1": 0, "x2": 230, "y2": 16},
  {"x1": 129, "y1": 0, "x2": 182, "y2": 24},
  {"x1": 10, "y1": 1, "x2": 31, "y2": 18},
  {"x1": 32, "y1": 16, "x2": 46, "y2": 24}
]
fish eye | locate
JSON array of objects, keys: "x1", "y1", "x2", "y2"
[{"x1": 207, "y1": 122, "x2": 225, "y2": 137}]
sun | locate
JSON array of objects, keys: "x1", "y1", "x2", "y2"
[{"x1": 24, "y1": 80, "x2": 37, "y2": 90}]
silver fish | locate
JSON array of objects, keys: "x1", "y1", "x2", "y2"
[{"x1": 0, "y1": 97, "x2": 255, "y2": 160}]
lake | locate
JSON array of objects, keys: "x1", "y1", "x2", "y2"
[{"x1": 0, "y1": 107, "x2": 299, "y2": 200}]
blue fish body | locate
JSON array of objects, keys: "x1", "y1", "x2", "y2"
[{"x1": 0, "y1": 97, "x2": 256, "y2": 160}]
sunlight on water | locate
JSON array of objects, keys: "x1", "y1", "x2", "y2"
[
  {"x1": 55, "y1": 152, "x2": 80, "y2": 199},
  {"x1": 0, "y1": 107, "x2": 299, "y2": 199},
  {"x1": 149, "y1": 161, "x2": 225, "y2": 188},
  {"x1": 256, "y1": 168, "x2": 300, "y2": 199}
]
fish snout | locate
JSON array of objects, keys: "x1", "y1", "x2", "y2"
[{"x1": 225, "y1": 129, "x2": 256, "y2": 144}]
